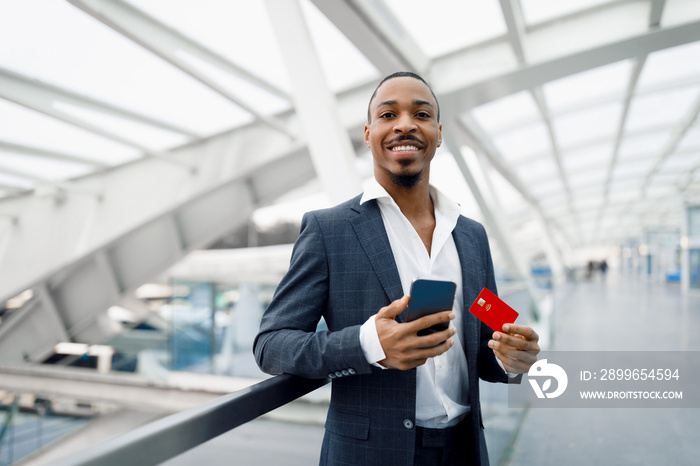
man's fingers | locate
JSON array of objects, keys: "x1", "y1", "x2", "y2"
[
  {"x1": 405, "y1": 309, "x2": 455, "y2": 332},
  {"x1": 417, "y1": 326, "x2": 457, "y2": 348},
  {"x1": 490, "y1": 324, "x2": 540, "y2": 374},
  {"x1": 501, "y1": 324, "x2": 539, "y2": 342},
  {"x1": 414, "y1": 337, "x2": 455, "y2": 361},
  {"x1": 377, "y1": 295, "x2": 410, "y2": 320},
  {"x1": 492, "y1": 332, "x2": 528, "y2": 351},
  {"x1": 393, "y1": 338, "x2": 455, "y2": 370},
  {"x1": 492, "y1": 324, "x2": 540, "y2": 352}
]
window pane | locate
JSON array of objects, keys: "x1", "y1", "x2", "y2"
[
  {"x1": 543, "y1": 60, "x2": 632, "y2": 114},
  {"x1": 520, "y1": 0, "x2": 614, "y2": 25},
  {"x1": 553, "y1": 102, "x2": 623, "y2": 148},
  {"x1": 383, "y1": 0, "x2": 506, "y2": 56},
  {"x1": 625, "y1": 87, "x2": 700, "y2": 133}
]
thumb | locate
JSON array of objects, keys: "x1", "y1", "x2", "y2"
[{"x1": 377, "y1": 295, "x2": 409, "y2": 320}]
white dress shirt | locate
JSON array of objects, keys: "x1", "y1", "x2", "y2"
[{"x1": 358, "y1": 178, "x2": 471, "y2": 428}]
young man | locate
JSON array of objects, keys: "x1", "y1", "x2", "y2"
[{"x1": 254, "y1": 72, "x2": 539, "y2": 465}]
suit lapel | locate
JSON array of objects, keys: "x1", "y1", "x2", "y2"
[
  {"x1": 452, "y1": 217, "x2": 483, "y2": 369},
  {"x1": 349, "y1": 198, "x2": 405, "y2": 320}
]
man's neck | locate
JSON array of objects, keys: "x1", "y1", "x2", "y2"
[
  {"x1": 379, "y1": 178, "x2": 436, "y2": 254},
  {"x1": 377, "y1": 179, "x2": 435, "y2": 220}
]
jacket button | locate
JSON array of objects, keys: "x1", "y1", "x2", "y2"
[
  {"x1": 335, "y1": 371, "x2": 343, "y2": 378},
  {"x1": 328, "y1": 373, "x2": 336, "y2": 379},
  {"x1": 403, "y1": 419, "x2": 414, "y2": 430},
  {"x1": 341, "y1": 370, "x2": 349, "y2": 376},
  {"x1": 348, "y1": 368, "x2": 356, "y2": 375}
]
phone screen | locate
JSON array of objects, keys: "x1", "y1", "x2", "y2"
[{"x1": 406, "y1": 279, "x2": 456, "y2": 336}]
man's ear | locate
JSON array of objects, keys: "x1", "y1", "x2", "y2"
[
  {"x1": 364, "y1": 124, "x2": 370, "y2": 147},
  {"x1": 437, "y1": 123, "x2": 443, "y2": 147}
]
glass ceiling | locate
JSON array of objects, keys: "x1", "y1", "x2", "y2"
[{"x1": 0, "y1": 0, "x2": 699, "y2": 270}]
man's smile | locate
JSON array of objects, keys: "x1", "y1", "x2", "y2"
[
  {"x1": 391, "y1": 144, "x2": 420, "y2": 152},
  {"x1": 385, "y1": 135, "x2": 425, "y2": 154}
]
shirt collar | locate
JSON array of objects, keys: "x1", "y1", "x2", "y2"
[{"x1": 360, "y1": 178, "x2": 461, "y2": 222}]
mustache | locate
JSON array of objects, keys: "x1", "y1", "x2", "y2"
[{"x1": 385, "y1": 134, "x2": 424, "y2": 146}]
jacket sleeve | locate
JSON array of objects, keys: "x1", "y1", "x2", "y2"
[{"x1": 253, "y1": 212, "x2": 373, "y2": 379}]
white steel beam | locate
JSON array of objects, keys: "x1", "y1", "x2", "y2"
[
  {"x1": 69, "y1": 0, "x2": 289, "y2": 102},
  {"x1": 0, "y1": 67, "x2": 197, "y2": 172},
  {"x1": 0, "y1": 364, "x2": 233, "y2": 413},
  {"x1": 265, "y1": 0, "x2": 361, "y2": 204},
  {"x1": 642, "y1": 94, "x2": 700, "y2": 193},
  {"x1": 311, "y1": 0, "x2": 428, "y2": 75},
  {"x1": 454, "y1": 116, "x2": 569, "y2": 272},
  {"x1": 0, "y1": 69, "x2": 154, "y2": 153},
  {"x1": 602, "y1": 56, "x2": 646, "y2": 214},
  {"x1": 0, "y1": 164, "x2": 102, "y2": 201},
  {"x1": 68, "y1": 0, "x2": 294, "y2": 138},
  {"x1": 0, "y1": 284, "x2": 70, "y2": 363},
  {"x1": 499, "y1": 0, "x2": 526, "y2": 64},
  {"x1": 529, "y1": 87, "x2": 572, "y2": 202},
  {"x1": 0, "y1": 140, "x2": 109, "y2": 168},
  {"x1": 0, "y1": 164, "x2": 57, "y2": 184},
  {"x1": 435, "y1": 20, "x2": 700, "y2": 115},
  {"x1": 442, "y1": 130, "x2": 543, "y2": 323},
  {"x1": 680, "y1": 204, "x2": 690, "y2": 294},
  {"x1": 0, "y1": 66, "x2": 196, "y2": 138},
  {"x1": 649, "y1": 0, "x2": 667, "y2": 28},
  {"x1": 0, "y1": 185, "x2": 25, "y2": 196}
]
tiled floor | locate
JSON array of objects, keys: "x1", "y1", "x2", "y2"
[{"x1": 506, "y1": 272, "x2": 700, "y2": 466}]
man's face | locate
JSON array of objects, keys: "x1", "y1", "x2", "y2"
[{"x1": 364, "y1": 77, "x2": 442, "y2": 190}]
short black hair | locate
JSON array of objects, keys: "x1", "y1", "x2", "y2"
[{"x1": 366, "y1": 71, "x2": 440, "y2": 123}]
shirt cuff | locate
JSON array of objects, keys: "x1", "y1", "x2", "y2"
[
  {"x1": 495, "y1": 355, "x2": 520, "y2": 378},
  {"x1": 359, "y1": 314, "x2": 389, "y2": 369}
]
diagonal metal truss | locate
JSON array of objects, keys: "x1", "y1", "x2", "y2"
[{"x1": 68, "y1": 0, "x2": 295, "y2": 138}]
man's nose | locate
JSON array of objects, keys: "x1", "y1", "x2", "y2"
[{"x1": 393, "y1": 114, "x2": 416, "y2": 133}]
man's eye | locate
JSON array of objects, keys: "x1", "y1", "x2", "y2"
[
  {"x1": 416, "y1": 112, "x2": 431, "y2": 118},
  {"x1": 379, "y1": 112, "x2": 395, "y2": 119}
]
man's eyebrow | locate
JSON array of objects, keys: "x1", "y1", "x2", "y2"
[
  {"x1": 413, "y1": 99, "x2": 435, "y2": 109},
  {"x1": 375, "y1": 99, "x2": 435, "y2": 110},
  {"x1": 376, "y1": 100, "x2": 398, "y2": 109}
]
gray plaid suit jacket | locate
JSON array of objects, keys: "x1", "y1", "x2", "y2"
[{"x1": 254, "y1": 195, "x2": 509, "y2": 466}]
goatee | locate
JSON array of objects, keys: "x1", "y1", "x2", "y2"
[{"x1": 389, "y1": 170, "x2": 422, "y2": 189}]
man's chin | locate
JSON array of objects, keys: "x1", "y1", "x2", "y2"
[{"x1": 389, "y1": 171, "x2": 422, "y2": 189}]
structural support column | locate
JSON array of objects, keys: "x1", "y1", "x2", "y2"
[
  {"x1": 265, "y1": 0, "x2": 362, "y2": 204},
  {"x1": 681, "y1": 206, "x2": 690, "y2": 295},
  {"x1": 443, "y1": 131, "x2": 543, "y2": 324},
  {"x1": 474, "y1": 150, "x2": 566, "y2": 284}
]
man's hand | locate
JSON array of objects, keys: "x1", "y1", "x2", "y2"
[
  {"x1": 489, "y1": 323, "x2": 540, "y2": 374},
  {"x1": 375, "y1": 295, "x2": 456, "y2": 370}
]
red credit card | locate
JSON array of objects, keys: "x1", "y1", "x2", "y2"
[{"x1": 468, "y1": 288, "x2": 519, "y2": 332}]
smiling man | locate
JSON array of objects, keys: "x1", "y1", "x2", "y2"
[{"x1": 254, "y1": 72, "x2": 539, "y2": 466}]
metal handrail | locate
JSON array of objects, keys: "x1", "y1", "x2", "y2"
[
  {"x1": 0, "y1": 397, "x2": 18, "y2": 447},
  {"x1": 49, "y1": 374, "x2": 329, "y2": 466}
]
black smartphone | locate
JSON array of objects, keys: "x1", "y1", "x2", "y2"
[{"x1": 405, "y1": 279, "x2": 457, "y2": 336}]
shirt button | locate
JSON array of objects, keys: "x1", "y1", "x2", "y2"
[{"x1": 403, "y1": 419, "x2": 414, "y2": 430}]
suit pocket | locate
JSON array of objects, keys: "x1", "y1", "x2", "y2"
[{"x1": 325, "y1": 407, "x2": 370, "y2": 440}]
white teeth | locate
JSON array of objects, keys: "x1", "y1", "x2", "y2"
[{"x1": 392, "y1": 145, "x2": 419, "y2": 152}]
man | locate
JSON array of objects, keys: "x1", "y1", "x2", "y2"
[{"x1": 254, "y1": 72, "x2": 540, "y2": 465}]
